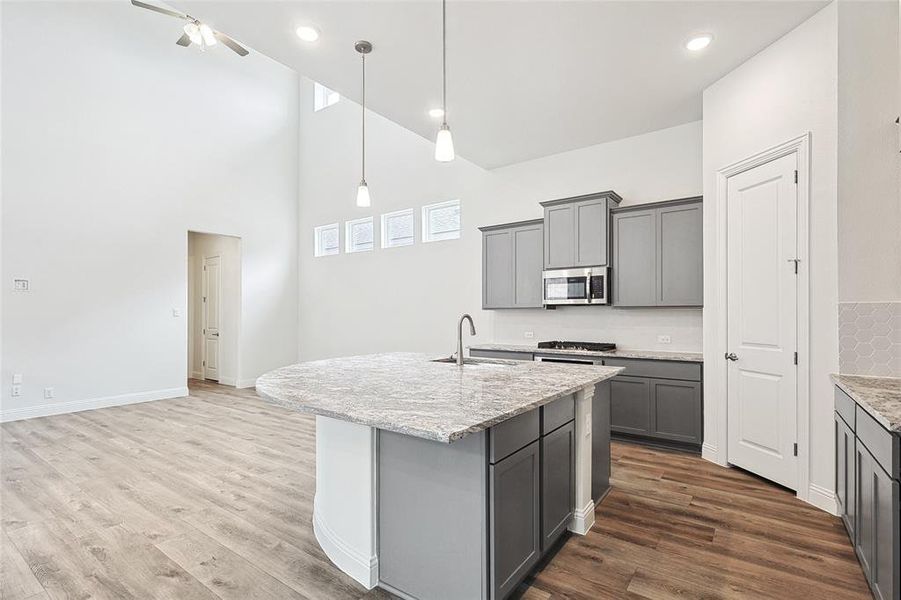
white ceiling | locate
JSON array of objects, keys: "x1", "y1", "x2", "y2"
[{"x1": 172, "y1": 0, "x2": 827, "y2": 168}]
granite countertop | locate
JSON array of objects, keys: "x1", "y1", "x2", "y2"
[
  {"x1": 831, "y1": 374, "x2": 901, "y2": 433},
  {"x1": 256, "y1": 352, "x2": 622, "y2": 443},
  {"x1": 469, "y1": 343, "x2": 704, "y2": 363}
]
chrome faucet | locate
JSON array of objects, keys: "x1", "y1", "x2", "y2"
[{"x1": 456, "y1": 314, "x2": 476, "y2": 366}]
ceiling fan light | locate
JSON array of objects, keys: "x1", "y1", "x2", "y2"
[
  {"x1": 199, "y1": 23, "x2": 217, "y2": 46},
  {"x1": 183, "y1": 22, "x2": 201, "y2": 45},
  {"x1": 435, "y1": 124, "x2": 455, "y2": 162},
  {"x1": 356, "y1": 180, "x2": 371, "y2": 207}
]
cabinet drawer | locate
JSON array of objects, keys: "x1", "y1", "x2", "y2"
[
  {"x1": 541, "y1": 395, "x2": 574, "y2": 435},
  {"x1": 490, "y1": 409, "x2": 540, "y2": 464},
  {"x1": 470, "y1": 349, "x2": 534, "y2": 361},
  {"x1": 856, "y1": 405, "x2": 900, "y2": 480},
  {"x1": 834, "y1": 386, "x2": 856, "y2": 431},
  {"x1": 602, "y1": 357, "x2": 701, "y2": 381}
]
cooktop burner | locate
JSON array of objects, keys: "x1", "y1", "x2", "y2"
[{"x1": 537, "y1": 341, "x2": 617, "y2": 352}]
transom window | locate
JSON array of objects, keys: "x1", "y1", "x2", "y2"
[
  {"x1": 422, "y1": 199, "x2": 461, "y2": 243},
  {"x1": 346, "y1": 217, "x2": 374, "y2": 253},
  {"x1": 313, "y1": 82, "x2": 340, "y2": 112},
  {"x1": 381, "y1": 209, "x2": 415, "y2": 249},
  {"x1": 313, "y1": 223, "x2": 339, "y2": 257}
]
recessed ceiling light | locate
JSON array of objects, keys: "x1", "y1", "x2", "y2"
[
  {"x1": 296, "y1": 25, "x2": 320, "y2": 43},
  {"x1": 428, "y1": 108, "x2": 445, "y2": 119},
  {"x1": 686, "y1": 34, "x2": 713, "y2": 51}
]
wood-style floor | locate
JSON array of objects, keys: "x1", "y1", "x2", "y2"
[{"x1": 1, "y1": 381, "x2": 869, "y2": 600}]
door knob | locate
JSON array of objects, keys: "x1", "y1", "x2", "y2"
[{"x1": 725, "y1": 352, "x2": 738, "y2": 361}]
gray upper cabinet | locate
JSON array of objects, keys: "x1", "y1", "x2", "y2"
[
  {"x1": 480, "y1": 219, "x2": 543, "y2": 309},
  {"x1": 612, "y1": 209, "x2": 656, "y2": 307},
  {"x1": 541, "y1": 191, "x2": 622, "y2": 269},
  {"x1": 612, "y1": 197, "x2": 703, "y2": 308}
]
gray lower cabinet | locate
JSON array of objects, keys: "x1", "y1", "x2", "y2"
[
  {"x1": 835, "y1": 411, "x2": 856, "y2": 540},
  {"x1": 541, "y1": 191, "x2": 622, "y2": 269},
  {"x1": 480, "y1": 219, "x2": 544, "y2": 309},
  {"x1": 490, "y1": 440, "x2": 541, "y2": 600},
  {"x1": 834, "y1": 384, "x2": 900, "y2": 600},
  {"x1": 610, "y1": 376, "x2": 651, "y2": 436},
  {"x1": 592, "y1": 381, "x2": 612, "y2": 504},
  {"x1": 855, "y1": 439, "x2": 899, "y2": 600},
  {"x1": 540, "y1": 421, "x2": 574, "y2": 551},
  {"x1": 611, "y1": 197, "x2": 702, "y2": 308},
  {"x1": 649, "y1": 379, "x2": 702, "y2": 445}
]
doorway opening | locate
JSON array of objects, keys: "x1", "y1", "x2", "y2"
[{"x1": 187, "y1": 231, "x2": 242, "y2": 386}]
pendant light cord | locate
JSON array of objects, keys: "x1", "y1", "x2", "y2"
[
  {"x1": 362, "y1": 52, "x2": 366, "y2": 180},
  {"x1": 442, "y1": 0, "x2": 447, "y2": 125}
]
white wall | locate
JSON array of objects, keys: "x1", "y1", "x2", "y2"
[
  {"x1": 188, "y1": 232, "x2": 241, "y2": 385},
  {"x1": 702, "y1": 3, "x2": 838, "y2": 507},
  {"x1": 298, "y1": 74, "x2": 703, "y2": 361},
  {"x1": 1, "y1": 2, "x2": 299, "y2": 420}
]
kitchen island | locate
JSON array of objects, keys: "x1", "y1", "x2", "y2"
[{"x1": 256, "y1": 352, "x2": 622, "y2": 600}]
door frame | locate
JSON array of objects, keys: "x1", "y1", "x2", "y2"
[{"x1": 712, "y1": 132, "x2": 812, "y2": 506}]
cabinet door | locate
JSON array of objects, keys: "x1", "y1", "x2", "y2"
[
  {"x1": 650, "y1": 379, "x2": 702, "y2": 445},
  {"x1": 657, "y1": 202, "x2": 703, "y2": 306},
  {"x1": 612, "y1": 209, "x2": 657, "y2": 306},
  {"x1": 541, "y1": 422, "x2": 574, "y2": 551},
  {"x1": 592, "y1": 381, "x2": 612, "y2": 504},
  {"x1": 544, "y1": 204, "x2": 574, "y2": 269},
  {"x1": 609, "y1": 376, "x2": 651, "y2": 436},
  {"x1": 512, "y1": 225, "x2": 543, "y2": 308},
  {"x1": 483, "y1": 229, "x2": 513, "y2": 308},
  {"x1": 834, "y1": 413, "x2": 856, "y2": 540},
  {"x1": 856, "y1": 440, "x2": 899, "y2": 600},
  {"x1": 574, "y1": 197, "x2": 607, "y2": 266},
  {"x1": 490, "y1": 441, "x2": 540, "y2": 600}
]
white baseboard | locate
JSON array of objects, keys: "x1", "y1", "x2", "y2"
[
  {"x1": 0, "y1": 387, "x2": 189, "y2": 423},
  {"x1": 568, "y1": 499, "x2": 596, "y2": 536},
  {"x1": 313, "y1": 498, "x2": 378, "y2": 589},
  {"x1": 190, "y1": 370, "x2": 204, "y2": 380},
  {"x1": 236, "y1": 378, "x2": 257, "y2": 389},
  {"x1": 218, "y1": 376, "x2": 237, "y2": 387},
  {"x1": 806, "y1": 483, "x2": 838, "y2": 515}
]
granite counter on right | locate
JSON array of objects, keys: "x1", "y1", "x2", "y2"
[{"x1": 831, "y1": 374, "x2": 900, "y2": 600}]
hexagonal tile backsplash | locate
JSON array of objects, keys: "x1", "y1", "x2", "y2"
[{"x1": 839, "y1": 302, "x2": 901, "y2": 377}]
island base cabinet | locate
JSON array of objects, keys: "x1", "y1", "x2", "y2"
[
  {"x1": 490, "y1": 441, "x2": 540, "y2": 600},
  {"x1": 835, "y1": 413, "x2": 856, "y2": 541},
  {"x1": 855, "y1": 440, "x2": 899, "y2": 600},
  {"x1": 592, "y1": 381, "x2": 612, "y2": 504},
  {"x1": 541, "y1": 422, "x2": 575, "y2": 551}
]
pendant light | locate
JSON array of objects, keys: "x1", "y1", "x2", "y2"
[
  {"x1": 355, "y1": 40, "x2": 373, "y2": 207},
  {"x1": 434, "y1": 0, "x2": 455, "y2": 162}
]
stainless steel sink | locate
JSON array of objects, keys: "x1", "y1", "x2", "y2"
[{"x1": 430, "y1": 356, "x2": 513, "y2": 367}]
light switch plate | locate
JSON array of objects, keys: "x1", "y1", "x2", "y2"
[
  {"x1": 13, "y1": 279, "x2": 29, "y2": 292},
  {"x1": 12, "y1": 374, "x2": 23, "y2": 385},
  {"x1": 524, "y1": 331, "x2": 534, "y2": 339},
  {"x1": 172, "y1": 308, "x2": 181, "y2": 317},
  {"x1": 44, "y1": 387, "x2": 55, "y2": 399}
]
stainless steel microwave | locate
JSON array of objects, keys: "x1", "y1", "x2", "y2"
[{"x1": 542, "y1": 267, "x2": 609, "y2": 305}]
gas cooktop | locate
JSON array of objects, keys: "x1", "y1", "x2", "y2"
[{"x1": 537, "y1": 341, "x2": 617, "y2": 352}]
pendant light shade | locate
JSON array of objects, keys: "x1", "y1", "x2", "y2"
[
  {"x1": 434, "y1": 0, "x2": 455, "y2": 162},
  {"x1": 356, "y1": 180, "x2": 371, "y2": 207},
  {"x1": 355, "y1": 40, "x2": 373, "y2": 206},
  {"x1": 435, "y1": 124, "x2": 455, "y2": 162}
]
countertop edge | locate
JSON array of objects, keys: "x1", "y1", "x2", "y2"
[{"x1": 831, "y1": 373, "x2": 901, "y2": 433}]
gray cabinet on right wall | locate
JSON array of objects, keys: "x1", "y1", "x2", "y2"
[{"x1": 611, "y1": 197, "x2": 703, "y2": 307}]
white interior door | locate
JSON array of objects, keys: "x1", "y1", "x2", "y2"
[
  {"x1": 202, "y1": 255, "x2": 221, "y2": 382},
  {"x1": 726, "y1": 152, "x2": 799, "y2": 490}
]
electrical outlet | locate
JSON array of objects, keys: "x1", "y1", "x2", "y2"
[
  {"x1": 524, "y1": 331, "x2": 534, "y2": 339},
  {"x1": 44, "y1": 387, "x2": 55, "y2": 399},
  {"x1": 13, "y1": 279, "x2": 29, "y2": 292},
  {"x1": 12, "y1": 373, "x2": 23, "y2": 385},
  {"x1": 172, "y1": 308, "x2": 181, "y2": 317},
  {"x1": 657, "y1": 335, "x2": 672, "y2": 344},
  {"x1": 11, "y1": 385, "x2": 22, "y2": 397}
]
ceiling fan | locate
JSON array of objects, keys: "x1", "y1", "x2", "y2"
[{"x1": 131, "y1": 0, "x2": 249, "y2": 57}]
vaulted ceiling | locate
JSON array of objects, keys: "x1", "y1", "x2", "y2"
[{"x1": 173, "y1": 1, "x2": 827, "y2": 168}]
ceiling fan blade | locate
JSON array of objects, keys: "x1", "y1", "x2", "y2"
[
  {"x1": 131, "y1": 0, "x2": 187, "y2": 20},
  {"x1": 214, "y1": 31, "x2": 249, "y2": 57},
  {"x1": 176, "y1": 32, "x2": 192, "y2": 47}
]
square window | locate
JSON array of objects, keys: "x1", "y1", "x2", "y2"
[
  {"x1": 346, "y1": 217, "x2": 374, "y2": 253},
  {"x1": 314, "y1": 223, "x2": 339, "y2": 257},
  {"x1": 422, "y1": 199, "x2": 461, "y2": 243},
  {"x1": 381, "y1": 209, "x2": 415, "y2": 249},
  {"x1": 313, "y1": 82, "x2": 340, "y2": 112}
]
